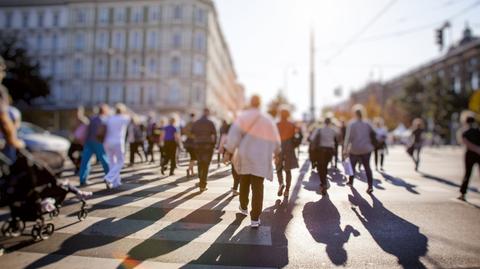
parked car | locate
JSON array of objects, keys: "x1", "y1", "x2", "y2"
[{"x1": 17, "y1": 122, "x2": 70, "y2": 175}]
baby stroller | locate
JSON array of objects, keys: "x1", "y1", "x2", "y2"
[{"x1": 0, "y1": 148, "x2": 89, "y2": 241}]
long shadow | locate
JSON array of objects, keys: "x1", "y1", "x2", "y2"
[
  {"x1": 421, "y1": 173, "x2": 478, "y2": 193},
  {"x1": 24, "y1": 186, "x2": 201, "y2": 269},
  {"x1": 348, "y1": 187, "x2": 428, "y2": 268},
  {"x1": 117, "y1": 191, "x2": 233, "y2": 268},
  {"x1": 329, "y1": 167, "x2": 347, "y2": 187},
  {"x1": 303, "y1": 195, "x2": 360, "y2": 265},
  {"x1": 354, "y1": 169, "x2": 385, "y2": 190},
  {"x1": 380, "y1": 172, "x2": 419, "y2": 195},
  {"x1": 183, "y1": 159, "x2": 311, "y2": 268}
]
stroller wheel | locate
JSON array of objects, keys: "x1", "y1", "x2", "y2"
[
  {"x1": 49, "y1": 208, "x2": 60, "y2": 218},
  {"x1": 77, "y1": 209, "x2": 88, "y2": 221},
  {"x1": 1, "y1": 221, "x2": 10, "y2": 236},
  {"x1": 45, "y1": 223, "x2": 55, "y2": 236},
  {"x1": 31, "y1": 225, "x2": 41, "y2": 241}
]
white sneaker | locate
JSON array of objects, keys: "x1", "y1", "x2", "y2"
[
  {"x1": 251, "y1": 220, "x2": 261, "y2": 228},
  {"x1": 239, "y1": 206, "x2": 248, "y2": 216},
  {"x1": 231, "y1": 189, "x2": 240, "y2": 196}
]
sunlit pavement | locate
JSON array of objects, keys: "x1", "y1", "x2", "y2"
[{"x1": 0, "y1": 146, "x2": 479, "y2": 268}]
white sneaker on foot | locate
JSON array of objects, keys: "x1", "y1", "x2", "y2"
[
  {"x1": 239, "y1": 206, "x2": 248, "y2": 216},
  {"x1": 251, "y1": 220, "x2": 261, "y2": 228},
  {"x1": 231, "y1": 188, "x2": 240, "y2": 196}
]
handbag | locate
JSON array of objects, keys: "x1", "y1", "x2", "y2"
[{"x1": 342, "y1": 157, "x2": 354, "y2": 176}]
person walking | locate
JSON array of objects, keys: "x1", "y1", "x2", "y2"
[
  {"x1": 182, "y1": 113, "x2": 197, "y2": 177},
  {"x1": 311, "y1": 117, "x2": 339, "y2": 195},
  {"x1": 191, "y1": 109, "x2": 217, "y2": 192},
  {"x1": 458, "y1": 111, "x2": 480, "y2": 201},
  {"x1": 343, "y1": 104, "x2": 375, "y2": 194},
  {"x1": 407, "y1": 118, "x2": 424, "y2": 171},
  {"x1": 103, "y1": 103, "x2": 131, "y2": 189},
  {"x1": 224, "y1": 95, "x2": 281, "y2": 228},
  {"x1": 78, "y1": 104, "x2": 110, "y2": 186},
  {"x1": 146, "y1": 115, "x2": 160, "y2": 164},
  {"x1": 161, "y1": 116, "x2": 181, "y2": 176},
  {"x1": 219, "y1": 118, "x2": 240, "y2": 195},
  {"x1": 128, "y1": 117, "x2": 146, "y2": 166},
  {"x1": 275, "y1": 106, "x2": 299, "y2": 197},
  {"x1": 374, "y1": 118, "x2": 388, "y2": 171},
  {"x1": 68, "y1": 108, "x2": 89, "y2": 174}
]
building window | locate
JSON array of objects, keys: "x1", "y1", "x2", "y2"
[
  {"x1": 93, "y1": 85, "x2": 107, "y2": 103},
  {"x1": 112, "y1": 58, "x2": 123, "y2": 77},
  {"x1": 149, "y1": 5, "x2": 161, "y2": 22},
  {"x1": 74, "y1": 32, "x2": 86, "y2": 51},
  {"x1": 168, "y1": 83, "x2": 181, "y2": 104},
  {"x1": 194, "y1": 32, "x2": 206, "y2": 51},
  {"x1": 131, "y1": 6, "x2": 143, "y2": 24},
  {"x1": 195, "y1": 8, "x2": 206, "y2": 24},
  {"x1": 129, "y1": 58, "x2": 141, "y2": 77},
  {"x1": 52, "y1": 34, "x2": 58, "y2": 50},
  {"x1": 109, "y1": 85, "x2": 124, "y2": 103},
  {"x1": 115, "y1": 7, "x2": 126, "y2": 23},
  {"x1": 129, "y1": 30, "x2": 142, "y2": 50},
  {"x1": 113, "y1": 31, "x2": 125, "y2": 50},
  {"x1": 75, "y1": 9, "x2": 87, "y2": 24},
  {"x1": 5, "y1": 12, "x2": 12, "y2": 28},
  {"x1": 36, "y1": 34, "x2": 43, "y2": 50},
  {"x1": 146, "y1": 30, "x2": 157, "y2": 49},
  {"x1": 96, "y1": 58, "x2": 107, "y2": 78},
  {"x1": 193, "y1": 59, "x2": 205, "y2": 76},
  {"x1": 472, "y1": 72, "x2": 479, "y2": 90},
  {"x1": 173, "y1": 5, "x2": 183, "y2": 20},
  {"x1": 22, "y1": 12, "x2": 29, "y2": 28},
  {"x1": 53, "y1": 11, "x2": 60, "y2": 27},
  {"x1": 126, "y1": 85, "x2": 141, "y2": 105},
  {"x1": 38, "y1": 12, "x2": 44, "y2": 27},
  {"x1": 170, "y1": 57, "x2": 181, "y2": 76},
  {"x1": 74, "y1": 59, "x2": 83, "y2": 76},
  {"x1": 96, "y1": 31, "x2": 108, "y2": 50},
  {"x1": 195, "y1": 86, "x2": 203, "y2": 103},
  {"x1": 147, "y1": 58, "x2": 156, "y2": 76},
  {"x1": 145, "y1": 86, "x2": 157, "y2": 105},
  {"x1": 172, "y1": 32, "x2": 182, "y2": 49},
  {"x1": 98, "y1": 7, "x2": 109, "y2": 24}
]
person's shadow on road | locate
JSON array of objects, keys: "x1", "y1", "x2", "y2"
[
  {"x1": 348, "y1": 187, "x2": 429, "y2": 269},
  {"x1": 303, "y1": 195, "x2": 360, "y2": 266}
]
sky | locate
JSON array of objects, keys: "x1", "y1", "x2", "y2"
[{"x1": 214, "y1": 0, "x2": 480, "y2": 119}]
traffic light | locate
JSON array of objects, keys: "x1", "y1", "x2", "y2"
[{"x1": 436, "y1": 29, "x2": 443, "y2": 49}]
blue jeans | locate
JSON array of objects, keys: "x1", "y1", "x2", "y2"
[{"x1": 79, "y1": 141, "x2": 109, "y2": 184}]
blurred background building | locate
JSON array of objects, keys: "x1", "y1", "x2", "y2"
[
  {"x1": 328, "y1": 24, "x2": 479, "y2": 143},
  {"x1": 0, "y1": 0, "x2": 245, "y2": 130}
]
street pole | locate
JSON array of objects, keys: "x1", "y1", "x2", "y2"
[{"x1": 309, "y1": 28, "x2": 316, "y2": 122}]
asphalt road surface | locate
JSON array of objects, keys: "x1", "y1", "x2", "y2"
[{"x1": 1, "y1": 146, "x2": 479, "y2": 268}]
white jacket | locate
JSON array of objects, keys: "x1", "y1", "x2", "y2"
[{"x1": 224, "y1": 108, "x2": 281, "y2": 181}]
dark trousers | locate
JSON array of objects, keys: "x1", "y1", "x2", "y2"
[
  {"x1": 374, "y1": 148, "x2": 384, "y2": 168},
  {"x1": 68, "y1": 142, "x2": 83, "y2": 172},
  {"x1": 147, "y1": 140, "x2": 161, "y2": 162},
  {"x1": 196, "y1": 145, "x2": 214, "y2": 188},
  {"x1": 276, "y1": 166, "x2": 292, "y2": 191},
  {"x1": 349, "y1": 153, "x2": 373, "y2": 188},
  {"x1": 232, "y1": 164, "x2": 240, "y2": 190},
  {"x1": 317, "y1": 148, "x2": 334, "y2": 187},
  {"x1": 239, "y1": 174, "x2": 264, "y2": 221},
  {"x1": 460, "y1": 151, "x2": 480, "y2": 194},
  {"x1": 129, "y1": 142, "x2": 145, "y2": 164},
  {"x1": 162, "y1": 141, "x2": 177, "y2": 174}
]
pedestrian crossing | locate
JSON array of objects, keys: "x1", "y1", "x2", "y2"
[{"x1": 0, "y1": 156, "x2": 299, "y2": 268}]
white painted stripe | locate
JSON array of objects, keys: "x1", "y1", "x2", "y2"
[
  {"x1": 0, "y1": 252, "x2": 276, "y2": 269},
  {"x1": 51, "y1": 214, "x2": 272, "y2": 246}
]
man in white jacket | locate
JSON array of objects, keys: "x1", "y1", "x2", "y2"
[{"x1": 224, "y1": 95, "x2": 281, "y2": 228}]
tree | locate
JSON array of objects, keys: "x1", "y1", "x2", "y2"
[
  {"x1": 0, "y1": 33, "x2": 50, "y2": 104},
  {"x1": 267, "y1": 91, "x2": 295, "y2": 119},
  {"x1": 398, "y1": 78, "x2": 426, "y2": 123}
]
